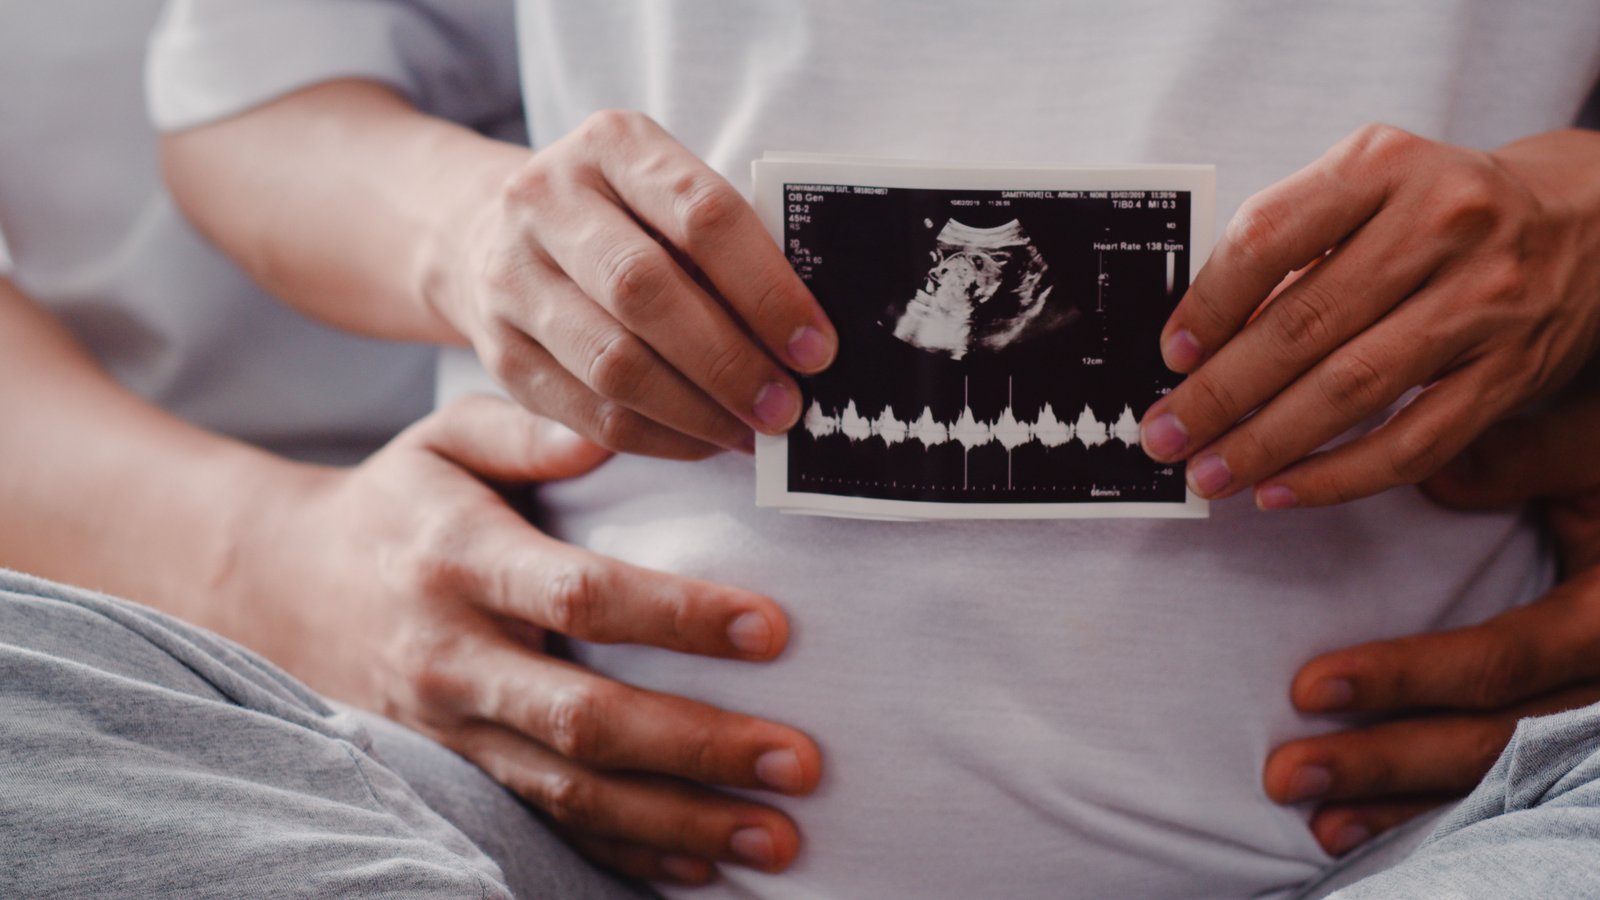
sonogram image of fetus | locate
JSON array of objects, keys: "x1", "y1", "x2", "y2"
[{"x1": 887, "y1": 219, "x2": 1073, "y2": 360}]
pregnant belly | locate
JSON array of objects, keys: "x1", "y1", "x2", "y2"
[{"x1": 539, "y1": 452, "x2": 1546, "y2": 899}]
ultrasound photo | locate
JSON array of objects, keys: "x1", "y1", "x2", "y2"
[{"x1": 753, "y1": 156, "x2": 1214, "y2": 519}]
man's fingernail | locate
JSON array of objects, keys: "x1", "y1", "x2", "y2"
[
  {"x1": 660, "y1": 855, "x2": 708, "y2": 883},
  {"x1": 1141, "y1": 412, "x2": 1189, "y2": 460},
  {"x1": 1310, "y1": 678, "x2": 1355, "y2": 711},
  {"x1": 787, "y1": 326, "x2": 834, "y2": 371},
  {"x1": 753, "y1": 382, "x2": 799, "y2": 431},
  {"x1": 1163, "y1": 329, "x2": 1204, "y2": 372},
  {"x1": 1286, "y1": 765, "x2": 1332, "y2": 802},
  {"x1": 1257, "y1": 484, "x2": 1299, "y2": 510},
  {"x1": 728, "y1": 612, "x2": 773, "y2": 656},
  {"x1": 1188, "y1": 454, "x2": 1232, "y2": 497},
  {"x1": 755, "y1": 748, "x2": 804, "y2": 792},
  {"x1": 730, "y1": 827, "x2": 776, "y2": 867},
  {"x1": 1330, "y1": 823, "x2": 1372, "y2": 855}
]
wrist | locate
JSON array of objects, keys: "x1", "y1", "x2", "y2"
[{"x1": 411, "y1": 127, "x2": 532, "y2": 349}]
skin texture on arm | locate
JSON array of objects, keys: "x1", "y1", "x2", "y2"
[
  {"x1": 0, "y1": 277, "x2": 822, "y2": 884},
  {"x1": 163, "y1": 80, "x2": 839, "y2": 461}
]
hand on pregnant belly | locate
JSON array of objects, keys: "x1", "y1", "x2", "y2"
[
  {"x1": 262, "y1": 396, "x2": 821, "y2": 885},
  {"x1": 440, "y1": 109, "x2": 837, "y2": 460},
  {"x1": 1143, "y1": 125, "x2": 1600, "y2": 509},
  {"x1": 1265, "y1": 392, "x2": 1600, "y2": 855}
]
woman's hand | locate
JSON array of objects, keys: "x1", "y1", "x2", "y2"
[
  {"x1": 438, "y1": 110, "x2": 837, "y2": 460},
  {"x1": 241, "y1": 395, "x2": 821, "y2": 885},
  {"x1": 1264, "y1": 392, "x2": 1600, "y2": 856},
  {"x1": 1141, "y1": 125, "x2": 1600, "y2": 508}
]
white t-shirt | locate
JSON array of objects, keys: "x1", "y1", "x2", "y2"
[
  {"x1": 0, "y1": 0, "x2": 436, "y2": 464},
  {"x1": 149, "y1": 3, "x2": 1600, "y2": 896}
]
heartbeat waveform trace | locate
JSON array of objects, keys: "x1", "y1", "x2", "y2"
[
  {"x1": 800, "y1": 377, "x2": 1145, "y2": 490},
  {"x1": 801, "y1": 382, "x2": 1142, "y2": 454}
]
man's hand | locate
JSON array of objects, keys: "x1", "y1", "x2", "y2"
[
  {"x1": 1263, "y1": 393, "x2": 1600, "y2": 856},
  {"x1": 443, "y1": 109, "x2": 837, "y2": 460},
  {"x1": 1141, "y1": 125, "x2": 1600, "y2": 508},
  {"x1": 246, "y1": 395, "x2": 821, "y2": 885}
]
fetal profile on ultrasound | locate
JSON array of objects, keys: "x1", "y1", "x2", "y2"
[{"x1": 785, "y1": 184, "x2": 1190, "y2": 505}]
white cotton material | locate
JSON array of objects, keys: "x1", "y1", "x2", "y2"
[
  {"x1": 0, "y1": 0, "x2": 437, "y2": 464},
  {"x1": 150, "y1": 1, "x2": 1600, "y2": 896}
]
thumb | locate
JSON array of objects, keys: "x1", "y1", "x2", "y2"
[
  {"x1": 1421, "y1": 394, "x2": 1600, "y2": 509},
  {"x1": 418, "y1": 393, "x2": 613, "y2": 483}
]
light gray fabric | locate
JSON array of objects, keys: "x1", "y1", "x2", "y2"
[
  {"x1": 345, "y1": 707, "x2": 652, "y2": 900},
  {"x1": 0, "y1": 569, "x2": 634, "y2": 899},
  {"x1": 1326, "y1": 705, "x2": 1600, "y2": 898}
]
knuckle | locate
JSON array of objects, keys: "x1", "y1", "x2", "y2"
[
  {"x1": 1473, "y1": 256, "x2": 1525, "y2": 305},
  {"x1": 1348, "y1": 122, "x2": 1419, "y2": 166},
  {"x1": 580, "y1": 108, "x2": 644, "y2": 144},
  {"x1": 1386, "y1": 420, "x2": 1451, "y2": 484},
  {"x1": 404, "y1": 629, "x2": 472, "y2": 710},
  {"x1": 584, "y1": 330, "x2": 651, "y2": 402},
  {"x1": 702, "y1": 340, "x2": 756, "y2": 397},
  {"x1": 545, "y1": 684, "x2": 609, "y2": 762},
  {"x1": 500, "y1": 160, "x2": 556, "y2": 209},
  {"x1": 544, "y1": 560, "x2": 608, "y2": 637},
  {"x1": 1224, "y1": 198, "x2": 1286, "y2": 269},
  {"x1": 589, "y1": 401, "x2": 645, "y2": 452},
  {"x1": 1318, "y1": 352, "x2": 1390, "y2": 418},
  {"x1": 1466, "y1": 642, "x2": 1536, "y2": 709},
  {"x1": 1183, "y1": 371, "x2": 1242, "y2": 427},
  {"x1": 675, "y1": 174, "x2": 740, "y2": 239},
  {"x1": 598, "y1": 242, "x2": 674, "y2": 322},
  {"x1": 540, "y1": 772, "x2": 599, "y2": 826},
  {"x1": 1430, "y1": 169, "x2": 1502, "y2": 239},
  {"x1": 683, "y1": 722, "x2": 724, "y2": 778},
  {"x1": 405, "y1": 512, "x2": 478, "y2": 599},
  {"x1": 1272, "y1": 280, "x2": 1342, "y2": 359}
]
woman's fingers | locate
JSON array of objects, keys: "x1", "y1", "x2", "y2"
[
  {"x1": 1156, "y1": 124, "x2": 1403, "y2": 374},
  {"x1": 459, "y1": 520, "x2": 790, "y2": 660},
  {"x1": 482, "y1": 324, "x2": 724, "y2": 459},
  {"x1": 1307, "y1": 798, "x2": 1455, "y2": 857},
  {"x1": 1143, "y1": 200, "x2": 1445, "y2": 469},
  {"x1": 496, "y1": 255, "x2": 755, "y2": 451},
  {"x1": 459, "y1": 721, "x2": 804, "y2": 872},
  {"x1": 441, "y1": 638, "x2": 819, "y2": 792},
  {"x1": 533, "y1": 186, "x2": 806, "y2": 435},
  {"x1": 411, "y1": 394, "x2": 613, "y2": 483},
  {"x1": 562, "y1": 834, "x2": 716, "y2": 887},
  {"x1": 1290, "y1": 570, "x2": 1600, "y2": 715},
  {"x1": 580, "y1": 110, "x2": 837, "y2": 375},
  {"x1": 1246, "y1": 365, "x2": 1504, "y2": 508}
]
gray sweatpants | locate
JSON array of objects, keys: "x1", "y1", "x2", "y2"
[
  {"x1": 0, "y1": 569, "x2": 641, "y2": 899},
  {"x1": 4, "y1": 568, "x2": 1600, "y2": 898}
]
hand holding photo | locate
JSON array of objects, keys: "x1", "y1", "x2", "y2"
[{"x1": 753, "y1": 154, "x2": 1215, "y2": 520}]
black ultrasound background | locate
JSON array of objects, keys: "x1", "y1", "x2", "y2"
[{"x1": 784, "y1": 185, "x2": 1190, "y2": 504}]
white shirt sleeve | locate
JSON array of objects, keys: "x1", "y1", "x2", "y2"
[{"x1": 146, "y1": 0, "x2": 522, "y2": 134}]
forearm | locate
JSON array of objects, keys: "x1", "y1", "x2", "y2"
[
  {"x1": 0, "y1": 278, "x2": 318, "y2": 640},
  {"x1": 160, "y1": 79, "x2": 528, "y2": 345}
]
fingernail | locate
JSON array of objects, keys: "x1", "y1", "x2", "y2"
[
  {"x1": 1141, "y1": 412, "x2": 1188, "y2": 460},
  {"x1": 1187, "y1": 454, "x2": 1232, "y2": 497},
  {"x1": 660, "y1": 855, "x2": 708, "y2": 883},
  {"x1": 1257, "y1": 484, "x2": 1299, "y2": 510},
  {"x1": 730, "y1": 827, "x2": 776, "y2": 867},
  {"x1": 1286, "y1": 765, "x2": 1332, "y2": 802},
  {"x1": 1163, "y1": 329, "x2": 1204, "y2": 372},
  {"x1": 787, "y1": 325, "x2": 834, "y2": 371},
  {"x1": 728, "y1": 612, "x2": 773, "y2": 656},
  {"x1": 755, "y1": 748, "x2": 804, "y2": 793},
  {"x1": 1310, "y1": 678, "x2": 1355, "y2": 711},
  {"x1": 753, "y1": 382, "x2": 799, "y2": 431},
  {"x1": 1329, "y1": 823, "x2": 1372, "y2": 855}
]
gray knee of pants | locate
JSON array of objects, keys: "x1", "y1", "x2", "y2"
[{"x1": 0, "y1": 569, "x2": 639, "y2": 899}]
